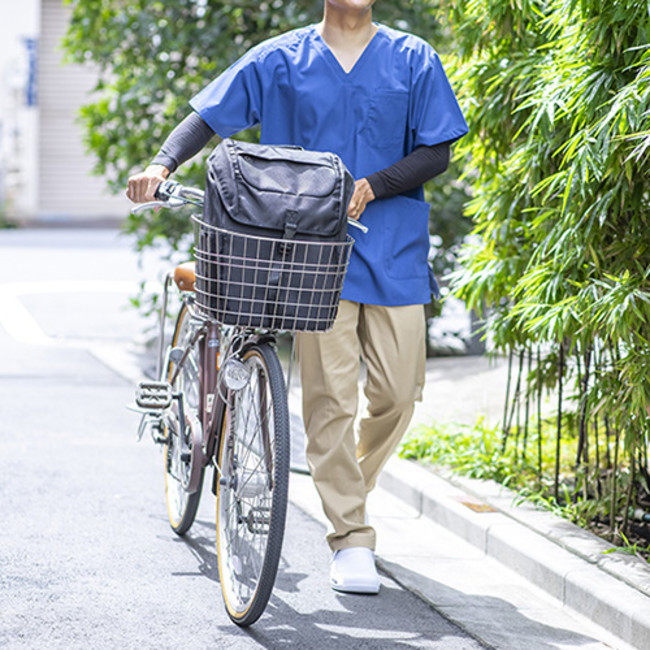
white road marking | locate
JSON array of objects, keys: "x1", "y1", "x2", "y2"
[
  {"x1": 0, "y1": 280, "x2": 162, "y2": 347},
  {"x1": 0, "y1": 290, "x2": 53, "y2": 346}
]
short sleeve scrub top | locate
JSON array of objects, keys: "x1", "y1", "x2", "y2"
[{"x1": 190, "y1": 24, "x2": 469, "y2": 306}]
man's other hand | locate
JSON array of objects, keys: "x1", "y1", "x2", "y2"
[{"x1": 347, "y1": 178, "x2": 375, "y2": 220}]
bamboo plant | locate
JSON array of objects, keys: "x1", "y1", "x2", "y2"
[{"x1": 445, "y1": 0, "x2": 650, "y2": 539}]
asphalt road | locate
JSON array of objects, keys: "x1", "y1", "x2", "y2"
[{"x1": 0, "y1": 228, "x2": 485, "y2": 649}]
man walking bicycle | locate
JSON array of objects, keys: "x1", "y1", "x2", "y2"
[{"x1": 128, "y1": 0, "x2": 467, "y2": 594}]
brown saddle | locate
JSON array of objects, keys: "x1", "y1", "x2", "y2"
[{"x1": 173, "y1": 262, "x2": 196, "y2": 292}]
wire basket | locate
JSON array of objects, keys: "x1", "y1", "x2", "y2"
[{"x1": 192, "y1": 217, "x2": 353, "y2": 332}]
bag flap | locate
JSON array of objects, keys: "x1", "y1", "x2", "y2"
[
  {"x1": 236, "y1": 148, "x2": 339, "y2": 198},
  {"x1": 207, "y1": 139, "x2": 351, "y2": 237}
]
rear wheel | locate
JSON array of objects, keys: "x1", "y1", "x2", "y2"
[
  {"x1": 164, "y1": 303, "x2": 204, "y2": 536},
  {"x1": 216, "y1": 343, "x2": 290, "y2": 626}
]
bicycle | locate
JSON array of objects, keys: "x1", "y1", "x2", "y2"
[{"x1": 131, "y1": 180, "x2": 360, "y2": 625}]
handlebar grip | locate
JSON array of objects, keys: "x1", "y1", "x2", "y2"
[{"x1": 154, "y1": 179, "x2": 179, "y2": 201}]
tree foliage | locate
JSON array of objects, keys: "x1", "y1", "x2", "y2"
[
  {"x1": 63, "y1": 0, "x2": 465, "y2": 254},
  {"x1": 446, "y1": 0, "x2": 650, "y2": 535}
]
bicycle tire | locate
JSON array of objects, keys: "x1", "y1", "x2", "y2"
[
  {"x1": 164, "y1": 303, "x2": 204, "y2": 536},
  {"x1": 215, "y1": 342, "x2": 290, "y2": 626}
]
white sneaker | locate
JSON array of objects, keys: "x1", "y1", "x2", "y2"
[{"x1": 330, "y1": 547, "x2": 380, "y2": 594}]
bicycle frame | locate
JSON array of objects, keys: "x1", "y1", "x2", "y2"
[{"x1": 156, "y1": 274, "x2": 278, "y2": 491}]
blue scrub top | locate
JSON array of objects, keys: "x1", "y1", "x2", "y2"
[{"x1": 190, "y1": 24, "x2": 468, "y2": 306}]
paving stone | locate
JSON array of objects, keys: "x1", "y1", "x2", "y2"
[
  {"x1": 485, "y1": 520, "x2": 580, "y2": 602},
  {"x1": 564, "y1": 568, "x2": 650, "y2": 649}
]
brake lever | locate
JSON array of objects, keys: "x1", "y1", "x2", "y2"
[
  {"x1": 130, "y1": 195, "x2": 187, "y2": 214},
  {"x1": 131, "y1": 200, "x2": 167, "y2": 214}
]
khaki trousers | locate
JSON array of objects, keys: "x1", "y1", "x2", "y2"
[{"x1": 295, "y1": 299, "x2": 425, "y2": 551}]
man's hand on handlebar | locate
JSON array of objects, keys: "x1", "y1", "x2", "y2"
[
  {"x1": 347, "y1": 178, "x2": 375, "y2": 221},
  {"x1": 126, "y1": 164, "x2": 170, "y2": 203}
]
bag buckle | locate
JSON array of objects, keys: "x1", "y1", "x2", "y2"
[{"x1": 278, "y1": 211, "x2": 298, "y2": 256}]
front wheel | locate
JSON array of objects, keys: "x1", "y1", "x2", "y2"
[{"x1": 216, "y1": 343, "x2": 290, "y2": 626}]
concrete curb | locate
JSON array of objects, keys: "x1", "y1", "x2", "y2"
[{"x1": 379, "y1": 456, "x2": 650, "y2": 650}]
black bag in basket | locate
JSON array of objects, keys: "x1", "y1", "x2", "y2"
[{"x1": 196, "y1": 139, "x2": 355, "y2": 330}]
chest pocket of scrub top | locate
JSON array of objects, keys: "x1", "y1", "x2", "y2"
[{"x1": 363, "y1": 90, "x2": 408, "y2": 148}]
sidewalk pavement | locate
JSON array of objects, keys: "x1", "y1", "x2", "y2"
[{"x1": 287, "y1": 356, "x2": 650, "y2": 650}]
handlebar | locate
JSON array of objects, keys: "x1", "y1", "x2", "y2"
[
  {"x1": 130, "y1": 180, "x2": 205, "y2": 214},
  {"x1": 130, "y1": 180, "x2": 369, "y2": 233}
]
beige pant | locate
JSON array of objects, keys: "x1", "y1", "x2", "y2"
[{"x1": 295, "y1": 299, "x2": 425, "y2": 551}]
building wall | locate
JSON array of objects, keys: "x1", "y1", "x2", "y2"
[
  {"x1": 37, "y1": 0, "x2": 129, "y2": 222},
  {"x1": 0, "y1": 0, "x2": 39, "y2": 218}
]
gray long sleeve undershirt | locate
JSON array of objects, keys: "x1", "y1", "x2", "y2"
[{"x1": 151, "y1": 112, "x2": 451, "y2": 198}]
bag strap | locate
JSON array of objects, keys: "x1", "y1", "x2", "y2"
[{"x1": 283, "y1": 210, "x2": 298, "y2": 240}]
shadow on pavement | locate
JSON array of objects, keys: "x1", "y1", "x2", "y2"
[
  {"x1": 170, "y1": 509, "x2": 488, "y2": 649},
  {"x1": 173, "y1": 516, "x2": 606, "y2": 649}
]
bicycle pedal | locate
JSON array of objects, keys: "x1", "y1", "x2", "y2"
[
  {"x1": 245, "y1": 506, "x2": 271, "y2": 534},
  {"x1": 135, "y1": 381, "x2": 173, "y2": 410}
]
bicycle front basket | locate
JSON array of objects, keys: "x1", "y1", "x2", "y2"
[{"x1": 193, "y1": 217, "x2": 353, "y2": 332}]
